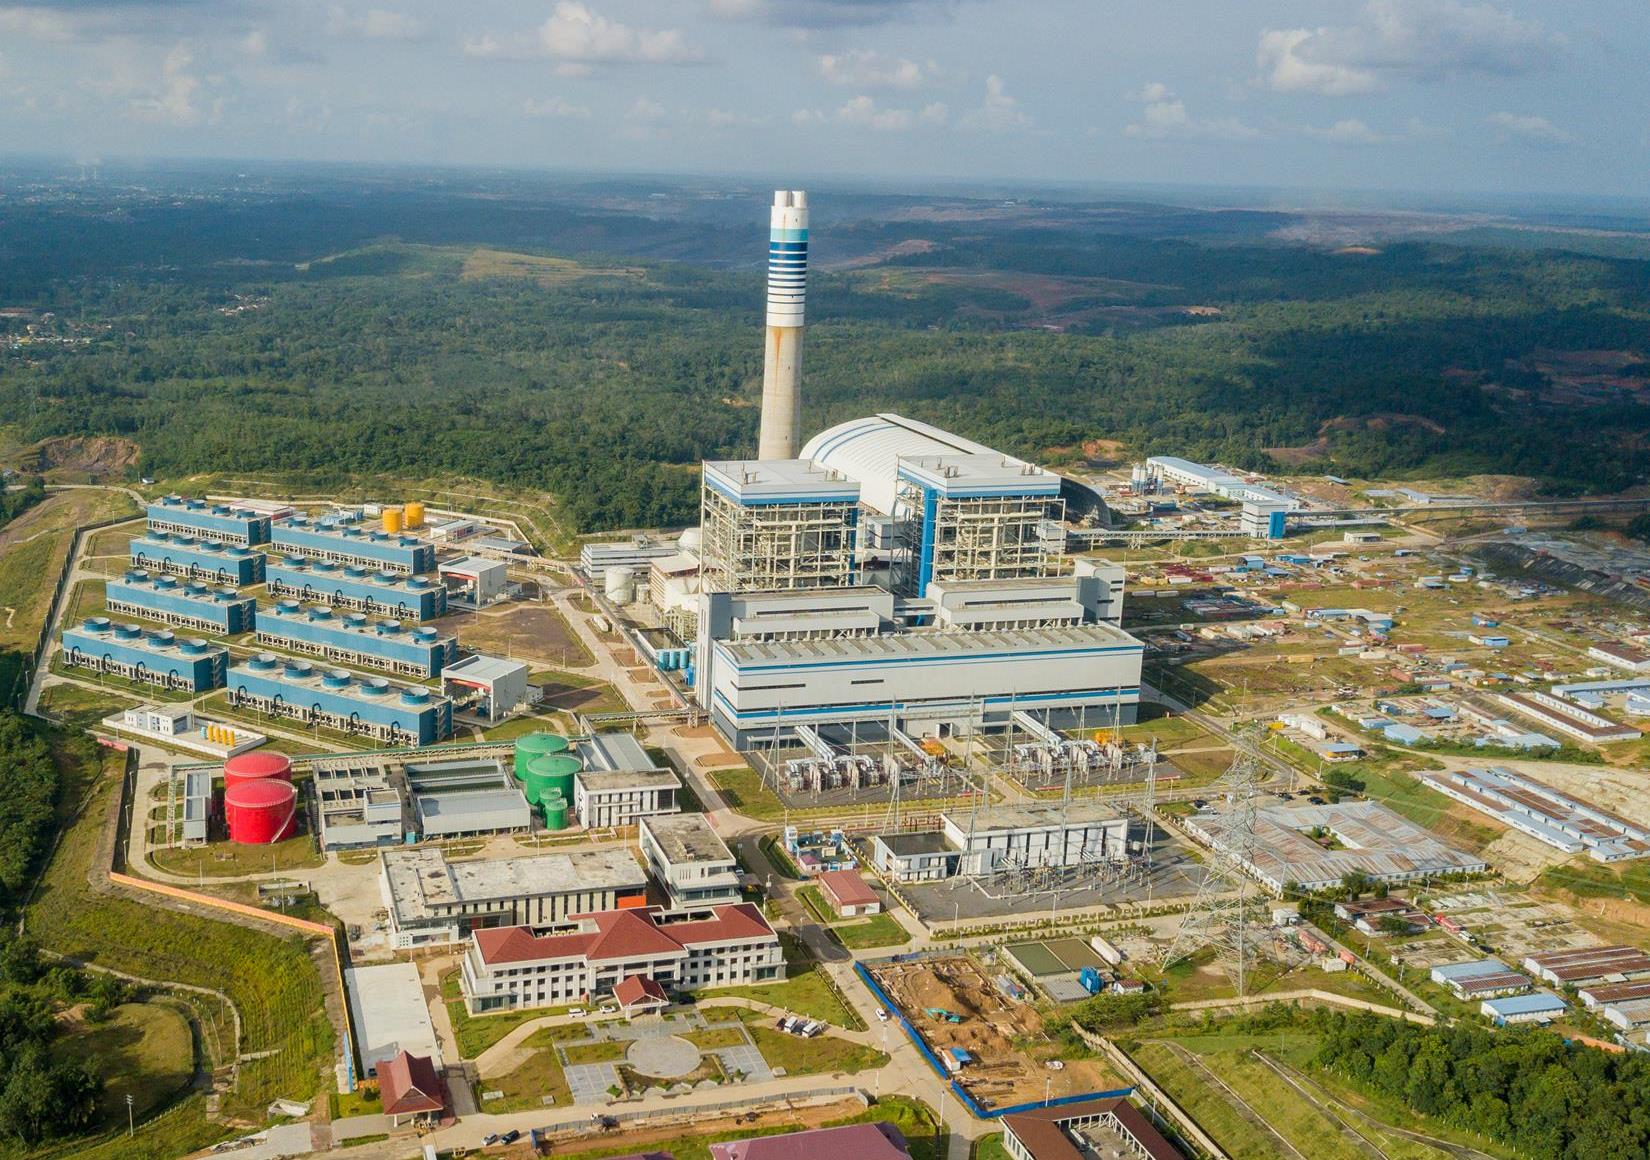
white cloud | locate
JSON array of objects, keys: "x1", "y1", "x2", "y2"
[
  {"x1": 328, "y1": 8, "x2": 426, "y2": 41},
  {"x1": 626, "y1": 95, "x2": 667, "y2": 122},
  {"x1": 961, "y1": 74, "x2": 1029, "y2": 131},
  {"x1": 466, "y1": 3, "x2": 702, "y2": 67},
  {"x1": 1125, "y1": 82, "x2": 1258, "y2": 142},
  {"x1": 1305, "y1": 118, "x2": 1390, "y2": 143},
  {"x1": 705, "y1": 107, "x2": 771, "y2": 128},
  {"x1": 709, "y1": 0, "x2": 949, "y2": 29},
  {"x1": 238, "y1": 28, "x2": 268, "y2": 58},
  {"x1": 834, "y1": 94, "x2": 913, "y2": 131},
  {"x1": 817, "y1": 49, "x2": 935, "y2": 90},
  {"x1": 0, "y1": 8, "x2": 82, "y2": 42},
  {"x1": 1487, "y1": 111, "x2": 1573, "y2": 145},
  {"x1": 523, "y1": 96, "x2": 590, "y2": 118},
  {"x1": 125, "y1": 43, "x2": 207, "y2": 126},
  {"x1": 1258, "y1": 0, "x2": 1559, "y2": 96}
]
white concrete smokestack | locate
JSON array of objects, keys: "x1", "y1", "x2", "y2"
[{"x1": 757, "y1": 190, "x2": 808, "y2": 461}]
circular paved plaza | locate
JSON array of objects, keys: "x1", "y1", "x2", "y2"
[{"x1": 626, "y1": 1034, "x2": 702, "y2": 1078}]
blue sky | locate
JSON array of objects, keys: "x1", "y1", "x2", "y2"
[{"x1": 0, "y1": 0, "x2": 1644, "y2": 197}]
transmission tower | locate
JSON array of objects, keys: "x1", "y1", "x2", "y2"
[{"x1": 1161, "y1": 739, "x2": 1264, "y2": 995}]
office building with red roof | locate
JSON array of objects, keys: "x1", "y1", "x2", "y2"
[{"x1": 461, "y1": 902, "x2": 781, "y2": 1013}]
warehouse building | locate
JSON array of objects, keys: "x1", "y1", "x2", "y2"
[
  {"x1": 380, "y1": 845, "x2": 649, "y2": 948},
  {"x1": 460, "y1": 902, "x2": 781, "y2": 1013},
  {"x1": 129, "y1": 534, "x2": 266, "y2": 586},
  {"x1": 440, "y1": 654, "x2": 530, "y2": 722},
  {"x1": 639, "y1": 814, "x2": 743, "y2": 909},
  {"x1": 1421, "y1": 766, "x2": 1650, "y2": 862},
  {"x1": 572, "y1": 733, "x2": 682, "y2": 829},
  {"x1": 1482, "y1": 991, "x2": 1566, "y2": 1026},
  {"x1": 1429, "y1": 959, "x2": 1531, "y2": 1001},
  {"x1": 699, "y1": 458, "x2": 861, "y2": 592},
  {"x1": 266, "y1": 557, "x2": 448, "y2": 621},
  {"x1": 407, "y1": 755, "x2": 532, "y2": 836},
  {"x1": 62, "y1": 618, "x2": 227, "y2": 692},
  {"x1": 345, "y1": 962, "x2": 444, "y2": 1076},
  {"x1": 255, "y1": 600, "x2": 457, "y2": 678},
  {"x1": 271, "y1": 514, "x2": 437, "y2": 574},
  {"x1": 1496, "y1": 690, "x2": 1642, "y2": 744},
  {"x1": 226, "y1": 653, "x2": 451, "y2": 745},
  {"x1": 1589, "y1": 641, "x2": 1650, "y2": 675},
  {"x1": 146, "y1": 495, "x2": 272, "y2": 546},
  {"x1": 438, "y1": 556, "x2": 508, "y2": 606},
  {"x1": 1522, "y1": 945, "x2": 1650, "y2": 988},
  {"x1": 106, "y1": 571, "x2": 257, "y2": 635},
  {"x1": 1183, "y1": 800, "x2": 1487, "y2": 895}
]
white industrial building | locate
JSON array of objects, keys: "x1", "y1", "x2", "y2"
[
  {"x1": 379, "y1": 845, "x2": 649, "y2": 948},
  {"x1": 639, "y1": 814, "x2": 743, "y2": 909},
  {"x1": 441, "y1": 654, "x2": 530, "y2": 722},
  {"x1": 872, "y1": 802, "x2": 1130, "y2": 882},
  {"x1": 571, "y1": 732, "x2": 682, "y2": 829},
  {"x1": 345, "y1": 962, "x2": 444, "y2": 1077},
  {"x1": 438, "y1": 556, "x2": 508, "y2": 606}
]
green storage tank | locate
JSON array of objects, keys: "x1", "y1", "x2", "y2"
[
  {"x1": 514, "y1": 733, "x2": 570, "y2": 780},
  {"x1": 541, "y1": 793, "x2": 569, "y2": 832},
  {"x1": 524, "y1": 753, "x2": 581, "y2": 805}
]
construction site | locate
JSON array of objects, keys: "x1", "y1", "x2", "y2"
[{"x1": 867, "y1": 954, "x2": 1121, "y2": 1109}]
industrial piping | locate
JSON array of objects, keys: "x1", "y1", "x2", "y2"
[{"x1": 757, "y1": 189, "x2": 808, "y2": 461}]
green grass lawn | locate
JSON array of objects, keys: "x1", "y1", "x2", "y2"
[
  {"x1": 479, "y1": 1045, "x2": 573, "y2": 1113},
  {"x1": 53, "y1": 1002, "x2": 196, "y2": 1129},
  {"x1": 685, "y1": 1026, "x2": 748, "y2": 1050},
  {"x1": 25, "y1": 739, "x2": 334, "y2": 1122},
  {"x1": 709, "y1": 766, "x2": 784, "y2": 820},
  {"x1": 563, "y1": 1040, "x2": 628, "y2": 1065},
  {"x1": 150, "y1": 830, "x2": 324, "y2": 878},
  {"x1": 744, "y1": 1024, "x2": 888, "y2": 1077},
  {"x1": 703, "y1": 962, "x2": 863, "y2": 1030},
  {"x1": 971, "y1": 1134, "x2": 1013, "y2": 1160},
  {"x1": 796, "y1": 885, "x2": 910, "y2": 950},
  {"x1": 35, "y1": 681, "x2": 143, "y2": 730}
]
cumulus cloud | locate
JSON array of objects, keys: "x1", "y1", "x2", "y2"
[
  {"x1": 960, "y1": 74, "x2": 1029, "y2": 131},
  {"x1": 1125, "y1": 82, "x2": 1258, "y2": 141},
  {"x1": 523, "y1": 96, "x2": 589, "y2": 118},
  {"x1": 327, "y1": 8, "x2": 426, "y2": 41},
  {"x1": 1487, "y1": 110, "x2": 1573, "y2": 145},
  {"x1": 817, "y1": 49, "x2": 935, "y2": 89},
  {"x1": 1258, "y1": 0, "x2": 1559, "y2": 96},
  {"x1": 466, "y1": 3, "x2": 702, "y2": 67},
  {"x1": 0, "y1": 2, "x2": 223, "y2": 43},
  {"x1": 125, "y1": 43, "x2": 210, "y2": 126}
]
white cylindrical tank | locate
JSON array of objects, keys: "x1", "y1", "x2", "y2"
[
  {"x1": 604, "y1": 568, "x2": 636, "y2": 605},
  {"x1": 678, "y1": 527, "x2": 704, "y2": 553}
]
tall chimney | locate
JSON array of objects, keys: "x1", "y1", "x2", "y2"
[{"x1": 757, "y1": 190, "x2": 808, "y2": 460}]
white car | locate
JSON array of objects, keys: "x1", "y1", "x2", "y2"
[
  {"x1": 598, "y1": 1004, "x2": 617, "y2": 1016},
  {"x1": 875, "y1": 1008, "x2": 889, "y2": 1023},
  {"x1": 568, "y1": 1007, "x2": 587, "y2": 1019}
]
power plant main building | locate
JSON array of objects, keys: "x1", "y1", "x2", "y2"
[{"x1": 674, "y1": 192, "x2": 1143, "y2": 751}]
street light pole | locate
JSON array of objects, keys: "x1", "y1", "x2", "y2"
[{"x1": 126, "y1": 1094, "x2": 134, "y2": 1137}]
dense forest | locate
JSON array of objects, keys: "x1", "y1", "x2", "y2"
[
  {"x1": 2, "y1": 173, "x2": 1647, "y2": 530},
  {"x1": 1316, "y1": 1008, "x2": 1650, "y2": 1158},
  {"x1": 0, "y1": 714, "x2": 63, "y2": 910},
  {"x1": 0, "y1": 934, "x2": 110, "y2": 1147}
]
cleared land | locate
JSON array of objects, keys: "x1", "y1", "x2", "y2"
[{"x1": 445, "y1": 603, "x2": 591, "y2": 668}]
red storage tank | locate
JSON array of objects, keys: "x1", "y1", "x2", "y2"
[
  {"x1": 224, "y1": 779, "x2": 297, "y2": 845},
  {"x1": 223, "y1": 750, "x2": 292, "y2": 791}
]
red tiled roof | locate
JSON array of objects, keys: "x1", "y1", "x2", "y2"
[
  {"x1": 474, "y1": 904, "x2": 776, "y2": 968},
  {"x1": 587, "y1": 909, "x2": 691, "y2": 961},
  {"x1": 379, "y1": 1051, "x2": 444, "y2": 1117},
  {"x1": 662, "y1": 903, "x2": 774, "y2": 947},
  {"x1": 710, "y1": 1122, "x2": 909, "y2": 1160},
  {"x1": 817, "y1": 869, "x2": 878, "y2": 909},
  {"x1": 615, "y1": 974, "x2": 668, "y2": 1009}
]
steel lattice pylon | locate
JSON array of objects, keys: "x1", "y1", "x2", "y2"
[{"x1": 1161, "y1": 738, "x2": 1264, "y2": 995}]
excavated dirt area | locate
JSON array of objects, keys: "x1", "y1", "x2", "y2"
[{"x1": 872, "y1": 956, "x2": 1119, "y2": 1108}]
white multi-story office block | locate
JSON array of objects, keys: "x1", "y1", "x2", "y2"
[{"x1": 638, "y1": 814, "x2": 743, "y2": 909}]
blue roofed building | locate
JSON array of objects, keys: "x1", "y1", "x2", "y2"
[
  {"x1": 146, "y1": 495, "x2": 272, "y2": 546},
  {"x1": 266, "y1": 557, "x2": 447, "y2": 621},
  {"x1": 1481, "y1": 990, "x2": 1566, "y2": 1025},
  {"x1": 61, "y1": 617, "x2": 227, "y2": 692},
  {"x1": 256, "y1": 600, "x2": 457, "y2": 678},
  {"x1": 105, "y1": 571, "x2": 256, "y2": 635},
  {"x1": 271, "y1": 515, "x2": 436, "y2": 574},
  {"x1": 227, "y1": 653, "x2": 452, "y2": 745},
  {"x1": 129, "y1": 534, "x2": 265, "y2": 586}
]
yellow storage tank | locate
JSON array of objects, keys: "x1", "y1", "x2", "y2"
[
  {"x1": 382, "y1": 506, "x2": 405, "y2": 534},
  {"x1": 404, "y1": 501, "x2": 425, "y2": 529}
]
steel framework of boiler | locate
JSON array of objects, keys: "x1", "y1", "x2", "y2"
[{"x1": 699, "y1": 484, "x2": 860, "y2": 592}]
